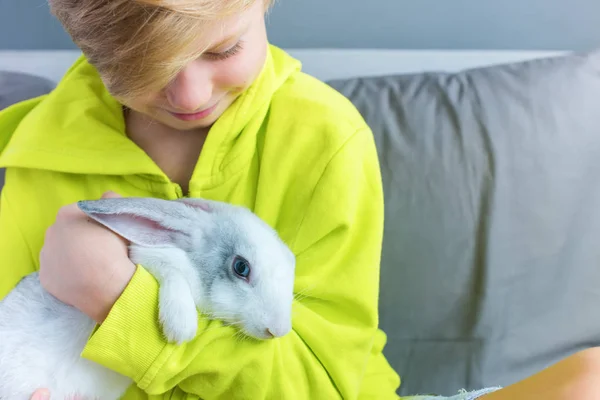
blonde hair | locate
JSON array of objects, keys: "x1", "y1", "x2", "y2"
[{"x1": 49, "y1": 0, "x2": 274, "y2": 98}]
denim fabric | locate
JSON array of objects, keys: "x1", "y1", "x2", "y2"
[{"x1": 405, "y1": 387, "x2": 502, "y2": 400}]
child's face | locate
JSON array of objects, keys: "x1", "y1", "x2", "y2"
[{"x1": 122, "y1": 0, "x2": 268, "y2": 131}]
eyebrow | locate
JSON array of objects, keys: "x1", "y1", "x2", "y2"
[
  {"x1": 206, "y1": 23, "x2": 251, "y2": 51},
  {"x1": 208, "y1": 35, "x2": 239, "y2": 51}
]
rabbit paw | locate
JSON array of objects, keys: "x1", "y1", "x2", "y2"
[{"x1": 158, "y1": 278, "x2": 198, "y2": 344}]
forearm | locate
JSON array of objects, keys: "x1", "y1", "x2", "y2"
[
  {"x1": 443, "y1": 348, "x2": 600, "y2": 400},
  {"x1": 82, "y1": 265, "x2": 375, "y2": 398},
  {"x1": 475, "y1": 349, "x2": 592, "y2": 400}
]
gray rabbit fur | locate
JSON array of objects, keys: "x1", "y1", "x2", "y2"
[{"x1": 0, "y1": 197, "x2": 296, "y2": 400}]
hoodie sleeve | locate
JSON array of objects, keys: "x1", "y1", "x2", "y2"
[
  {"x1": 0, "y1": 170, "x2": 38, "y2": 300},
  {"x1": 81, "y1": 126, "x2": 398, "y2": 399}
]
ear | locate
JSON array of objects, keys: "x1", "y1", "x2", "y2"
[
  {"x1": 77, "y1": 197, "x2": 192, "y2": 247},
  {"x1": 176, "y1": 197, "x2": 235, "y2": 215},
  {"x1": 176, "y1": 197, "x2": 214, "y2": 213}
]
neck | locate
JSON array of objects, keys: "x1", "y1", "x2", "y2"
[{"x1": 124, "y1": 108, "x2": 208, "y2": 194}]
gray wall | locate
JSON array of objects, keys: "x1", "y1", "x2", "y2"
[{"x1": 1, "y1": 0, "x2": 599, "y2": 51}]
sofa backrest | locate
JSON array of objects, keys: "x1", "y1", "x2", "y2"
[
  {"x1": 328, "y1": 49, "x2": 600, "y2": 396},
  {"x1": 4, "y1": 52, "x2": 600, "y2": 396},
  {"x1": 0, "y1": 71, "x2": 55, "y2": 188}
]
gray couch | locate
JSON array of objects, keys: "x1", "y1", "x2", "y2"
[
  {"x1": 328, "y1": 49, "x2": 600, "y2": 396},
  {"x1": 2, "y1": 49, "x2": 600, "y2": 397}
]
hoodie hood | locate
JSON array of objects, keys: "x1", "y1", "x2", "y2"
[{"x1": 0, "y1": 44, "x2": 301, "y2": 187}]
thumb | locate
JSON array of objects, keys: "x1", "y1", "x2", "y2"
[{"x1": 101, "y1": 190, "x2": 122, "y2": 199}]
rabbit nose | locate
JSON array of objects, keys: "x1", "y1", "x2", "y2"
[{"x1": 265, "y1": 324, "x2": 290, "y2": 338}]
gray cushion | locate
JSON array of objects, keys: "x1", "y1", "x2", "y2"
[
  {"x1": 327, "y1": 49, "x2": 600, "y2": 396},
  {"x1": 0, "y1": 71, "x2": 54, "y2": 110}
]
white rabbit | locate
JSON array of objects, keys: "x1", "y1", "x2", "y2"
[{"x1": 0, "y1": 197, "x2": 296, "y2": 400}]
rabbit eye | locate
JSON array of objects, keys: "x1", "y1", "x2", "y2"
[{"x1": 232, "y1": 256, "x2": 251, "y2": 279}]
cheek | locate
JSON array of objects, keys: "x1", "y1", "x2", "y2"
[
  {"x1": 209, "y1": 280, "x2": 246, "y2": 317},
  {"x1": 213, "y1": 44, "x2": 268, "y2": 91},
  {"x1": 117, "y1": 94, "x2": 161, "y2": 114}
]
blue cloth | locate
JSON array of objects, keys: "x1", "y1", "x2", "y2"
[{"x1": 405, "y1": 387, "x2": 502, "y2": 400}]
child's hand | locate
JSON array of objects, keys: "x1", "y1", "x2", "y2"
[
  {"x1": 30, "y1": 389, "x2": 85, "y2": 400},
  {"x1": 30, "y1": 388, "x2": 86, "y2": 399},
  {"x1": 39, "y1": 191, "x2": 136, "y2": 323},
  {"x1": 30, "y1": 388, "x2": 49, "y2": 400}
]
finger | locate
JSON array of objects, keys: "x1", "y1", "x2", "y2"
[
  {"x1": 101, "y1": 190, "x2": 122, "y2": 199},
  {"x1": 30, "y1": 389, "x2": 50, "y2": 400},
  {"x1": 56, "y1": 202, "x2": 84, "y2": 219}
]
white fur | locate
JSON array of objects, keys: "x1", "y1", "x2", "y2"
[
  {"x1": 0, "y1": 274, "x2": 132, "y2": 400},
  {"x1": 129, "y1": 246, "x2": 202, "y2": 344},
  {"x1": 0, "y1": 197, "x2": 296, "y2": 400}
]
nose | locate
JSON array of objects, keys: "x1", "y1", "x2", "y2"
[
  {"x1": 265, "y1": 324, "x2": 291, "y2": 339},
  {"x1": 165, "y1": 63, "x2": 213, "y2": 112}
]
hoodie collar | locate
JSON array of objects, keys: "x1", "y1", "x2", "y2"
[{"x1": 0, "y1": 45, "x2": 301, "y2": 189}]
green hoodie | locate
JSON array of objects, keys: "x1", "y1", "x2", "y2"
[{"x1": 0, "y1": 44, "x2": 401, "y2": 399}]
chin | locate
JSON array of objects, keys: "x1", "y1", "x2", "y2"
[
  {"x1": 150, "y1": 96, "x2": 236, "y2": 131},
  {"x1": 244, "y1": 329, "x2": 272, "y2": 341},
  {"x1": 175, "y1": 120, "x2": 215, "y2": 131},
  {"x1": 158, "y1": 114, "x2": 220, "y2": 131}
]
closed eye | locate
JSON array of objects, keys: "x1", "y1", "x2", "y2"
[{"x1": 204, "y1": 41, "x2": 244, "y2": 61}]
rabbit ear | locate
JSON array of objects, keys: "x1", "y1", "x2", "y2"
[
  {"x1": 176, "y1": 198, "x2": 213, "y2": 212},
  {"x1": 77, "y1": 197, "x2": 193, "y2": 247},
  {"x1": 176, "y1": 197, "x2": 238, "y2": 214}
]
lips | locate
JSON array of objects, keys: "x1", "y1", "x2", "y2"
[{"x1": 169, "y1": 102, "x2": 219, "y2": 121}]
